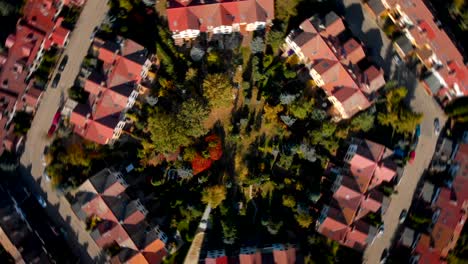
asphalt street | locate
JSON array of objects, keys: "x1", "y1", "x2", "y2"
[
  {"x1": 336, "y1": 0, "x2": 447, "y2": 263},
  {"x1": 18, "y1": 0, "x2": 109, "y2": 262}
]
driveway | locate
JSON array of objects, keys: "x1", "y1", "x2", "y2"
[
  {"x1": 335, "y1": 0, "x2": 446, "y2": 263},
  {"x1": 18, "y1": 0, "x2": 109, "y2": 262}
]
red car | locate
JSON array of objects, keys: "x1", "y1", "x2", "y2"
[
  {"x1": 52, "y1": 111, "x2": 61, "y2": 125},
  {"x1": 47, "y1": 111, "x2": 61, "y2": 137},
  {"x1": 409, "y1": 150, "x2": 416, "y2": 164}
]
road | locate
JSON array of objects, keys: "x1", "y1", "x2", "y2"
[
  {"x1": 335, "y1": 0, "x2": 447, "y2": 263},
  {"x1": 18, "y1": 0, "x2": 109, "y2": 262}
]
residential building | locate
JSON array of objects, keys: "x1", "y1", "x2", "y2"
[
  {"x1": 204, "y1": 244, "x2": 297, "y2": 264},
  {"x1": 69, "y1": 37, "x2": 155, "y2": 144},
  {"x1": 381, "y1": 0, "x2": 468, "y2": 101},
  {"x1": 0, "y1": 0, "x2": 73, "y2": 154},
  {"x1": 0, "y1": 186, "x2": 51, "y2": 264},
  {"x1": 316, "y1": 139, "x2": 397, "y2": 250},
  {"x1": 72, "y1": 168, "x2": 168, "y2": 263},
  {"x1": 166, "y1": 0, "x2": 274, "y2": 41},
  {"x1": 284, "y1": 12, "x2": 386, "y2": 120},
  {"x1": 412, "y1": 143, "x2": 468, "y2": 263}
]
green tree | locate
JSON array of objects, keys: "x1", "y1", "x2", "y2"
[
  {"x1": 282, "y1": 195, "x2": 296, "y2": 208},
  {"x1": 295, "y1": 210, "x2": 314, "y2": 228},
  {"x1": 275, "y1": 0, "x2": 300, "y2": 21},
  {"x1": 201, "y1": 185, "x2": 227, "y2": 208},
  {"x1": 310, "y1": 109, "x2": 327, "y2": 121},
  {"x1": 203, "y1": 74, "x2": 234, "y2": 108},
  {"x1": 177, "y1": 98, "x2": 209, "y2": 138},
  {"x1": 251, "y1": 37, "x2": 265, "y2": 54},
  {"x1": 221, "y1": 220, "x2": 237, "y2": 244},
  {"x1": 0, "y1": 1, "x2": 15, "y2": 16},
  {"x1": 13, "y1": 111, "x2": 32, "y2": 135},
  {"x1": 148, "y1": 112, "x2": 191, "y2": 154},
  {"x1": 266, "y1": 29, "x2": 286, "y2": 53},
  {"x1": 261, "y1": 218, "x2": 283, "y2": 235},
  {"x1": 289, "y1": 99, "x2": 314, "y2": 119},
  {"x1": 60, "y1": 143, "x2": 92, "y2": 167},
  {"x1": 378, "y1": 86, "x2": 423, "y2": 135},
  {"x1": 350, "y1": 112, "x2": 375, "y2": 132}
]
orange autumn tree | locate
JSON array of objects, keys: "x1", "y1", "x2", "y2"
[{"x1": 191, "y1": 135, "x2": 223, "y2": 175}]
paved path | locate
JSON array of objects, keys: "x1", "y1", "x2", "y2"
[
  {"x1": 18, "y1": 0, "x2": 109, "y2": 262},
  {"x1": 335, "y1": 0, "x2": 446, "y2": 263}
]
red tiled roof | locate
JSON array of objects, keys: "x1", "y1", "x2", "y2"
[
  {"x1": 206, "y1": 256, "x2": 228, "y2": 264},
  {"x1": 343, "y1": 38, "x2": 366, "y2": 64},
  {"x1": 24, "y1": 87, "x2": 43, "y2": 108},
  {"x1": 166, "y1": 0, "x2": 274, "y2": 33},
  {"x1": 239, "y1": 252, "x2": 262, "y2": 264},
  {"x1": 272, "y1": 247, "x2": 296, "y2": 264},
  {"x1": 23, "y1": 0, "x2": 58, "y2": 33},
  {"x1": 1, "y1": 0, "x2": 71, "y2": 153},
  {"x1": 390, "y1": 0, "x2": 468, "y2": 97},
  {"x1": 362, "y1": 66, "x2": 385, "y2": 94},
  {"x1": 71, "y1": 37, "x2": 149, "y2": 144},
  {"x1": 75, "y1": 170, "x2": 167, "y2": 263},
  {"x1": 414, "y1": 234, "x2": 446, "y2": 264},
  {"x1": 290, "y1": 13, "x2": 386, "y2": 119}
]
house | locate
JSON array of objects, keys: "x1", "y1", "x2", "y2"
[
  {"x1": 166, "y1": 0, "x2": 274, "y2": 41},
  {"x1": 365, "y1": 0, "x2": 388, "y2": 19},
  {"x1": 72, "y1": 168, "x2": 168, "y2": 263},
  {"x1": 69, "y1": 37, "x2": 155, "y2": 145},
  {"x1": 382, "y1": 0, "x2": 468, "y2": 101},
  {"x1": 400, "y1": 227, "x2": 417, "y2": 248},
  {"x1": 205, "y1": 244, "x2": 297, "y2": 264},
  {"x1": 412, "y1": 143, "x2": 468, "y2": 262},
  {"x1": 316, "y1": 139, "x2": 397, "y2": 250},
  {"x1": 284, "y1": 12, "x2": 386, "y2": 120},
  {"x1": 393, "y1": 35, "x2": 414, "y2": 59},
  {"x1": 0, "y1": 0, "x2": 72, "y2": 154},
  {"x1": 0, "y1": 186, "x2": 51, "y2": 263}
]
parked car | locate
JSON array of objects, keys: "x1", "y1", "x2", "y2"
[
  {"x1": 399, "y1": 209, "x2": 408, "y2": 223},
  {"x1": 377, "y1": 225, "x2": 384, "y2": 236},
  {"x1": 434, "y1": 118, "x2": 440, "y2": 136},
  {"x1": 415, "y1": 124, "x2": 421, "y2": 138},
  {"x1": 58, "y1": 55, "x2": 68, "y2": 71},
  {"x1": 51, "y1": 73, "x2": 61, "y2": 88},
  {"x1": 47, "y1": 111, "x2": 61, "y2": 138},
  {"x1": 393, "y1": 54, "x2": 402, "y2": 65},
  {"x1": 409, "y1": 150, "x2": 416, "y2": 164},
  {"x1": 380, "y1": 249, "x2": 389, "y2": 264},
  {"x1": 90, "y1": 26, "x2": 98, "y2": 41},
  {"x1": 47, "y1": 125, "x2": 57, "y2": 137},
  {"x1": 35, "y1": 194, "x2": 47, "y2": 208},
  {"x1": 52, "y1": 111, "x2": 61, "y2": 126},
  {"x1": 43, "y1": 171, "x2": 50, "y2": 182}
]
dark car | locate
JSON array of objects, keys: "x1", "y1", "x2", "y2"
[
  {"x1": 90, "y1": 26, "x2": 98, "y2": 41},
  {"x1": 434, "y1": 118, "x2": 440, "y2": 135},
  {"x1": 51, "y1": 73, "x2": 61, "y2": 88},
  {"x1": 380, "y1": 249, "x2": 389, "y2": 264},
  {"x1": 58, "y1": 55, "x2": 68, "y2": 71}
]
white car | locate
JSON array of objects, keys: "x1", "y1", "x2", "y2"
[{"x1": 377, "y1": 225, "x2": 384, "y2": 236}]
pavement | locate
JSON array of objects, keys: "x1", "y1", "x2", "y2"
[
  {"x1": 18, "y1": 0, "x2": 109, "y2": 262},
  {"x1": 335, "y1": 0, "x2": 447, "y2": 263}
]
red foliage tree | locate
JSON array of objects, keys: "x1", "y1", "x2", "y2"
[
  {"x1": 205, "y1": 135, "x2": 223, "y2": 161},
  {"x1": 191, "y1": 154, "x2": 213, "y2": 175}
]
